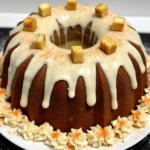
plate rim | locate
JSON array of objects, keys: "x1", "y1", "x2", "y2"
[{"x1": 0, "y1": 119, "x2": 150, "y2": 150}]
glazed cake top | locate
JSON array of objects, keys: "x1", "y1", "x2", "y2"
[{"x1": 2, "y1": 4, "x2": 147, "y2": 110}]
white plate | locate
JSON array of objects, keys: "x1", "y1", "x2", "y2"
[
  {"x1": 0, "y1": 119, "x2": 150, "y2": 150},
  {"x1": 0, "y1": 43, "x2": 150, "y2": 150}
]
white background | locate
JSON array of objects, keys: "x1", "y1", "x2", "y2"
[
  {"x1": 0, "y1": 0, "x2": 150, "y2": 16},
  {"x1": 0, "y1": 0, "x2": 150, "y2": 32}
]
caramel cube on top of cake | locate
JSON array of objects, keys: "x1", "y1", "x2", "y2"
[
  {"x1": 112, "y1": 17, "x2": 125, "y2": 31},
  {"x1": 100, "y1": 37, "x2": 117, "y2": 55},
  {"x1": 95, "y1": 3, "x2": 108, "y2": 18},
  {"x1": 38, "y1": 2, "x2": 51, "y2": 17},
  {"x1": 71, "y1": 46, "x2": 84, "y2": 63},
  {"x1": 24, "y1": 17, "x2": 37, "y2": 32},
  {"x1": 67, "y1": 0, "x2": 77, "y2": 10},
  {"x1": 32, "y1": 33, "x2": 46, "y2": 50}
]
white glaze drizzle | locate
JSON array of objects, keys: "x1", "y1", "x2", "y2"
[
  {"x1": 2, "y1": 5, "x2": 147, "y2": 110},
  {"x1": 20, "y1": 57, "x2": 46, "y2": 107}
]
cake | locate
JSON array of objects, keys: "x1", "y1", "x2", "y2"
[{"x1": 0, "y1": 2, "x2": 147, "y2": 133}]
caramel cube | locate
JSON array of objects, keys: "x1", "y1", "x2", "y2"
[
  {"x1": 24, "y1": 17, "x2": 37, "y2": 32},
  {"x1": 32, "y1": 33, "x2": 46, "y2": 50},
  {"x1": 67, "y1": 0, "x2": 77, "y2": 10},
  {"x1": 71, "y1": 46, "x2": 84, "y2": 63},
  {"x1": 112, "y1": 17, "x2": 125, "y2": 31},
  {"x1": 38, "y1": 2, "x2": 51, "y2": 17},
  {"x1": 95, "y1": 3, "x2": 108, "y2": 18},
  {"x1": 100, "y1": 37, "x2": 117, "y2": 55}
]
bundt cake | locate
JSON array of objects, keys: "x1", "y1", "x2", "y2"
[{"x1": 1, "y1": 3, "x2": 147, "y2": 133}]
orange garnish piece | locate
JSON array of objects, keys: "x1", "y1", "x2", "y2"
[
  {"x1": 0, "y1": 89, "x2": 4, "y2": 95},
  {"x1": 73, "y1": 131, "x2": 81, "y2": 139},
  {"x1": 9, "y1": 110, "x2": 19, "y2": 117},
  {"x1": 40, "y1": 124, "x2": 47, "y2": 130},
  {"x1": 0, "y1": 118, "x2": 4, "y2": 122},
  {"x1": 24, "y1": 118, "x2": 30, "y2": 124},
  {"x1": 118, "y1": 120, "x2": 127, "y2": 128},
  {"x1": 51, "y1": 132, "x2": 60, "y2": 139},
  {"x1": 3, "y1": 105, "x2": 8, "y2": 110},
  {"x1": 96, "y1": 127, "x2": 109, "y2": 138},
  {"x1": 13, "y1": 110, "x2": 19, "y2": 117},
  {"x1": 132, "y1": 111, "x2": 142, "y2": 119},
  {"x1": 143, "y1": 98, "x2": 150, "y2": 104}
]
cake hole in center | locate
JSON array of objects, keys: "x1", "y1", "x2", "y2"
[{"x1": 50, "y1": 21, "x2": 98, "y2": 50}]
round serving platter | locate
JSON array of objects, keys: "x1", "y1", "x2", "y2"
[{"x1": 0, "y1": 56, "x2": 150, "y2": 150}]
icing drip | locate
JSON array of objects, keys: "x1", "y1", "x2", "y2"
[
  {"x1": 2, "y1": 5, "x2": 147, "y2": 110},
  {"x1": 20, "y1": 57, "x2": 46, "y2": 107}
]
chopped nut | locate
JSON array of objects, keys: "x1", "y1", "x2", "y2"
[
  {"x1": 38, "y1": 2, "x2": 51, "y2": 17},
  {"x1": 100, "y1": 37, "x2": 117, "y2": 55},
  {"x1": 71, "y1": 46, "x2": 84, "y2": 63},
  {"x1": 24, "y1": 17, "x2": 37, "y2": 32},
  {"x1": 112, "y1": 17, "x2": 125, "y2": 31},
  {"x1": 32, "y1": 33, "x2": 46, "y2": 50},
  {"x1": 67, "y1": 0, "x2": 77, "y2": 10},
  {"x1": 95, "y1": 3, "x2": 108, "y2": 18}
]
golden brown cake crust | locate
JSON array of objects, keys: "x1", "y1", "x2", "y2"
[
  {"x1": 1, "y1": 5, "x2": 147, "y2": 132},
  {"x1": 9, "y1": 55, "x2": 146, "y2": 132}
]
